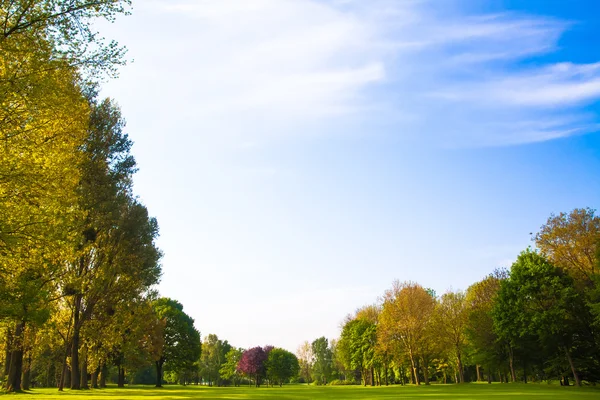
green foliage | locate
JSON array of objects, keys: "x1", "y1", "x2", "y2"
[
  {"x1": 493, "y1": 249, "x2": 596, "y2": 385},
  {"x1": 152, "y1": 298, "x2": 201, "y2": 386},
  {"x1": 311, "y1": 337, "x2": 334, "y2": 385},
  {"x1": 219, "y1": 347, "x2": 244, "y2": 386},
  {"x1": 266, "y1": 348, "x2": 299, "y2": 386}
]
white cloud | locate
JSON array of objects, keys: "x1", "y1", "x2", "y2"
[{"x1": 104, "y1": 0, "x2": 600, "y2": 148}]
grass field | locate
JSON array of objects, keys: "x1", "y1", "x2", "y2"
[{"x1": 2, "y1": 384, "x2": 599, "y2": 399}]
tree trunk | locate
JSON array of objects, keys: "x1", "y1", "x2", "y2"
[
  {"x1": 80, "y1": 346, "x2": 88, "y2": 389},
  {"x1": 21, "y1": 368, "x2": 30, "y2": 391},
  {"x1": 508, "y1": 346, "x2": 516, "y2": 383},
  {"x1": 564, "y1": 348, "x2": 581, "y2": 387},
  {"x1": 21, "y1": 351, "x2": 32, "y2": 390},
  {"x1": 6, "y1": 321, "x2": 25, "y2": 392},
  {"x1": 71, "y1": 294, "x2": 82, "y2": 390},
  {"x1": 155, "y1": 360, "x2": 163, "y2": 387},
  {"x1": 100, "y1": 364, "x2": 107, "y2": 388},
  {"x1": 117, "y1": 366, "x2": 125, "y2": 388},
  {"x1": 91, "y1": 366, "x2": 100, "y2": 388},
  {"x1": 457, "y1": 353, "x2": 464, "y2": 383},
  {"x1": 476, "y1": 365, "x2": 481, "y2": 382},
  {"x1": 409, "y1": 352, "x2": 419, "y2": 385},
  {"x1": 371, "y1": 366, "x2": 375, "y2": 386},
  {"x1": 422, "y1": 358, "x2": 430, "y2": 385},
  {"x1": 385, "y1": 363, "x2": 389, "y2": 386},
  {"x1": 65, "y1": 367, "x2": 72, "y2": 388},
  {"x1": 4, "y1": 328, "x2": 12, "y2": 378}
]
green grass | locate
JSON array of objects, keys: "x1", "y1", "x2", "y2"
[{"x1": 2, "y1": 383, "x2": 599, "y2": 399}]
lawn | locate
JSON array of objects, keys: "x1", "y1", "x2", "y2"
[{"x1": 2, "y1": 384, "x2": 599, "y2": 400}]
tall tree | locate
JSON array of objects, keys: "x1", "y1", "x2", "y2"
[
  {"x1": 466, "y1": 271, "x2": 507, "y2": 383},
  {"x1": 237, "y1": 347, "x2": 268, "y2": 387},
  {"x1": 535, "y1": 208, "x2": 599, "y2": 284},
  {"x1": 152, "y1": 298, "x2": 201, "y2": 387},
  {"x1": 296, "y1": 341, "x2": 313, "y2": 383},
  {"x1": 199, "y1": 334, "x2": 229, "y2": 386},
  {"x1": 379, "y1": 281, "x2": 436, "y2": 385},
  {"x1": 493, "y1": 249, "x2": 593, "y2": 386},
  {"x1": 266, "y1": 348, "x2": 299, "y2": 387},
  {"x1": 435, "y1": 291, "x2": 469, "y2": 383},
  {"x1": 311, "y1": 337, "x2": 333, "y2": 385},
  {"x1": 219, "y1": 347, "x2": 243, "y2": 386}
]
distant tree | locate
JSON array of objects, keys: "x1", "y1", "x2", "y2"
[
  {"x1": 466, "y1": 271, "x2": 506, "y2": 383},
  {"x1": 339, "y1": 318, "x2": 376, "y2": 385},
  {"x1": 152, "y1": 298, "x2": 201, "y2": 387},
  {"x1": 435, "y1": 291, "x2": 469, "y2": 383},
  {"x1": 237, "y1": 347, "x2": 268, "y2": 387},
  {"x1": 266, "y1": 348, "x2": 299, "y2": 386},
  {"x1": 220, "y1": 347, "x2": 243, "y2": 386},
  {"x1": 379, "y1": 281, "x2": 436, "y2": 385},
  {"x1": 535, "y1": 208, "x2": 599, "y2": 284},
  {"x1": 493, "y1": 249, "x2": 592, "y2": 386},
  {"x1": 199, "y1": 334, "x2": 231, "y2": 386},
  {"x1": 311, "y1": 337, "x2": 333, "y2": 385},
  {"x1": 296, "y1": 341, "x2": 313, "y2": 383}
]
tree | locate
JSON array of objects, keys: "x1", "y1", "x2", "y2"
[
  {"x1": 237, "y1": 347, "x2": 268, "y2": 387},
  {"x1": 535, "y1": 208, "x2": 599, "y2": 284},
  {"x1": 435, "y1": 291, "x2": 469, "y2": 383},
  {"x1": 0, "y1": 0, "x2": 130, "y2": 79},
  {"x1": 379, "y1": 281, "x2": 436, "y2": 385},
  {"x1": 199, "y1": 334, "x2": 230, "y2": 386},
  {"x1": 338, "y1": 318, "x2": 376, "y2": 385},
  {"x1": 296, "y1": 341, "x2": 313, "y2": 383},
  {"x1": 219, "y1": 347, "x2": 243, "y2": 386},
  {"x1": 311, "y1": 337, "x2": 333, "y2": 385},
  {"x1": 493, "y1": 249, "x2": 593, "y2": 386},
  {"x1": 152, "y1": 298, "x2": 201, "y2": 387},
  {"x1": 61, "y1": 97, "x2": 162, "y2": 390},
  {"x1": 466, "y1": 271, "x2": 507, "y2": 383},
  {"x1": 266, "y1": 348, "x2": 299, "y2": 387},
  {"x1": 0, "y1": 47, "x2": 89, "y2": 393}
]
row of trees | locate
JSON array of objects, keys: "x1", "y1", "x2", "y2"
[
  {"x1": 297, "y1": 208, "x2": 600, "y2": 387},
  {"x1": 0, "y1": 0, "x2": 202, "y2": 392},
  {"x1": 197, "y1": 337, "x2": 299, "y2": 388}
]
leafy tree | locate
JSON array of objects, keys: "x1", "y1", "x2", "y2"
[
  {"x1": 266, "y1": 348, "x2": 299, "y2": 387},
  {"x1": 0, "y1": 0, "x2": 130, "y2": 78},
  {"x1": 379, "y1": 281, "x2": 436, "y2": 385},
  {"x1": 0, "y1": 48, "x2": 89, "y2": 393},
  {"x1": 466, "y1": 271, "x2": 506, "y2": 383},
  {"x1": 237, "y1": 347, "x2": 268, "y2": 387},
  {"x1": 435, "y1": 291, "x2": 469, "y2": 383},
  {"x1": 339, "y1": 318, "x2": 376, "y2": 385},
  {"x1": 493, "y1": 249, "x2": 593, "y2": 386},
  {"x1": 152, "y1": 298, "x2": 201, "y2": 387},
  {"x1": 219, "y1": 347, "x2": 243, "y2": 386},
  {"x1": 199, "y1": 334, "x2": 230, "y2": 386},
  {"x1": 311, "y1": 337, "x2": 334, "y2": 385},
  {"x1": 535, "y1": 208, "x2": 599, "y2": 284},
  {"x1": 296, "y1": 341, "x2": 313, "y2": 383}
]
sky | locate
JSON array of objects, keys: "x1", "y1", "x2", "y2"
[{"x1": 98, "y1": 0, "x2": 600, "y2": 352}]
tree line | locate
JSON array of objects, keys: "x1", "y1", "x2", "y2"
[
  {"x1": 295, "y1": 208, "x2": 600, "y2": 387},
  {"x1": 0, "y1": 0, "x2": 201, "y2": 392}
]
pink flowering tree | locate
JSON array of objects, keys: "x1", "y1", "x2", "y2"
[{"x1": 237, "y1": 346, "x2": 272, "y2": 387}]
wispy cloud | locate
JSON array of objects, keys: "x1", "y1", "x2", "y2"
[{"x1": 106, "y1": 0, "x2": 600, "y2": 146}]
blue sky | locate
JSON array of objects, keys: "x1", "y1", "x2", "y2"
[{"x1": 99, "y1": 0, "x2": 600, "y2": 352}]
